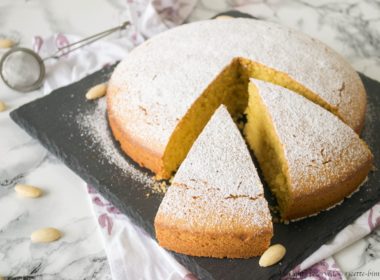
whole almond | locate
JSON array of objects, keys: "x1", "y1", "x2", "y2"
[
  {"x1": 85, "y1": 83, "x2": 107, "y2": 100},
  {"x1": 259, "y1": 244, "x2": 286, "y2": 267},
  {"x1": 215, "y1": 15, "x2": 233, "y2": 20},
  {"x1": 0, "y1": 38, "x2": 15, "y2": 48},
  {"x1": 31, "y1": 227, "x2": 61, "y2": 243},
  {"x1": 0, "y1": 101, "x2": 6, "y2": 112},
  {"x1": 15, "y1": 184, "x2": 43, "y2": 198}
]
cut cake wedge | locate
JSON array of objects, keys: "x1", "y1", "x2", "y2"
[
  {"x1": 245, "y1": 79, "x2": 373, "y2": 220},
  {"x1": 155, "y1": 105, "x2": 273, "y2": 258}
]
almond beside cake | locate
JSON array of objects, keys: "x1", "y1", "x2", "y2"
[
  {"x1": 244, "y1": 79, "x2": 373, "y2": 220},
  {"x1": 154, "y1": 105, "x2": 273, "y2": 258}
]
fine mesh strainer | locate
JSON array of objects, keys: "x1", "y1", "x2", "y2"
[{"x1": 0, "y1": 21, "x2": 130, "y2": 92}]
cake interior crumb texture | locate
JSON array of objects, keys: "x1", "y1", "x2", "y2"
[{"x1": 161, "y1": 57, "x2": 344, "y2": 180}]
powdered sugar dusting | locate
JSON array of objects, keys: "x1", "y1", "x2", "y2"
[
  {"x1": 156, "y1": 105, "x2": 272, "y2": 230},
  {"x1": 108, "y1": 18, "x2": 365, "y2": 158},
  {"x1": 76, "y1": 98, "x2": 154, "y2": 186},
  {"x1": 251, "y1": 79, "x2": 372, "y2": 197}
]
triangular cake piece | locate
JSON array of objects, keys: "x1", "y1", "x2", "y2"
[
  {"x1": 245, "y1": 79, "x2": 373, "y2": 220},
  {"x1": 154, "y1": 105, "x2": 273, "y2": 258}
]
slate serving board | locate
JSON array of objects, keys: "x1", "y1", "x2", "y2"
[{"x1": 10, "y1": 12, "x2": 380, "y2": 280}]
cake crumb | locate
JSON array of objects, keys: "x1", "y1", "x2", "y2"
[{"x1": 152, "y1": 180, "x2": 168, "y2": 194}]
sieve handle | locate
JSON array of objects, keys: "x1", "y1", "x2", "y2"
[{"x1": 43, "y1": 21, "x2": 130, "y2": 61}]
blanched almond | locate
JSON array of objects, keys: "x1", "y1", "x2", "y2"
[
  {"x1": 31, "y1": 227, "x2": 61, "y2": 243},
  {"x1": 85, "y1": 83, "x2": 107, "y2": 100},
  {"x1": 215, "y1": 15, "x2": 233, "y2": 20},
  {"x1": 259, "y1": 244, "x2": 286, "y2": 267},
  {"x1": 0, "y1": 38, "x2": 14, "y2": 48},
  {"x1": 0, "y1": 101, "x2": 6, "y2": 112},
  {"x1": 15, "y1": 184, "x2": 43, "y2": 198}
]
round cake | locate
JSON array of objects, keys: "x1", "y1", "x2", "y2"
[{"x1": 107, "y1": 18, "x2": 366, "y2": 180}]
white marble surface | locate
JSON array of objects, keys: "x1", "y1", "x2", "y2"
[{"x1": 1, "y1": 0, "x2": 380, "y2": 279}]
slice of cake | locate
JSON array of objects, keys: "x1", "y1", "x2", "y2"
[
  {"x1": 154, "y1": 105, "x2": 273, "y2": 258},
  {"x1": 244, "y1": 79, "x2": 373, "y2": 220}
]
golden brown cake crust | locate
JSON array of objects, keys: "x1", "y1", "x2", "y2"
[
  {"x1": 283, "y1": 157, "x2": 373, "y2": 220},
  {"x1": 107, "y1": 86, "x2": 167, "y2": 178},
  {"x1": 155, "y1": 189, "x2": 273, "y2": 258},
  {"x1": 155, "y1": 217, "x2": 272, "y2": 259}
]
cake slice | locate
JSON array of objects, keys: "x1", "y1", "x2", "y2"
[
  {"x1": 154, "y1": 105, "x2": 273, "y2": 258},
  {"x1": 245, "y1": 79, "x2": 373, "y2": 220}
]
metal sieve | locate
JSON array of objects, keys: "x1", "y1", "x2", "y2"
[{"x1": 0, "y1": 21, "x2": 130, "y2": 92}]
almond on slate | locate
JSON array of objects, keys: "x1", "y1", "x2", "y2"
[{"x1": 259, "y1": 244, "x2": 286, "y2": 267}]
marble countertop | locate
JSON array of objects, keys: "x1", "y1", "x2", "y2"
[{"x1": 1, "y1": 0, "x2": 379, "y2": 279}]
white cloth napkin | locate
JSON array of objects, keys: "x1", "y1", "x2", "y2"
[{"x1": 33, "y1": 1, "x2": 380, "y2": 279}]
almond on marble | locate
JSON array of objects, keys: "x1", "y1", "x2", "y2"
[
  {"x1": 15, "y1": 184, "x2": 43, "y2": 198},
  {"x1": 31, "y1": 227, "x2": 62, "y2": 243},
  {"x1": 0, "y1": 101, "x2": 7, "y2": 112},
  {"x1": 0, "y1": 38, "x2": 15, "y2": 48},
  {"x1": 215, "y1": 15, "x2": 233, "y2": 20}
]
